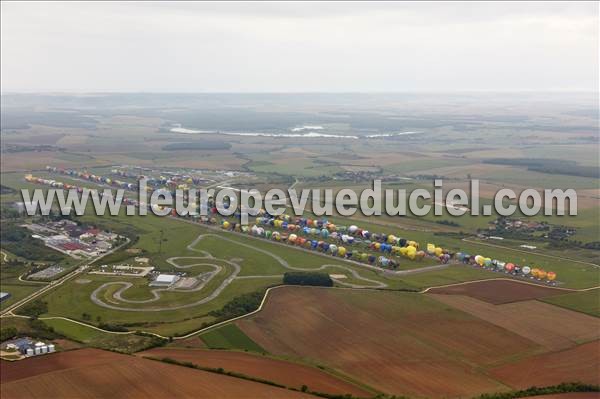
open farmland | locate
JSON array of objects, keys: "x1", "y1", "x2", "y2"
[
  {"x1": 490, "y1": 341, "x2": 600, "y2": 389},
  {"x1": 428, "y1": 294, "x2": 600, "y2": 351},
  {"x1": 138, "y1": 348, "x2": 373, "y2": 397},
  {"x1": 237, "y1": 286, "x2": 543, "y2": 398},
  {"x1": 0, "y1": 349, "x2": 314, "y2": 399},
  {"x1": 426, "y1": 279, "x2": 568, "y2": 304}
]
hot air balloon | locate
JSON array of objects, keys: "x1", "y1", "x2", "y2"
[
  {"x1": 338, "y1": 247, "x2": 347, "y2": 257},
  {"x1": 547, "y1": 271, "x2": 556, "y2": 281},
  {"x1": 348, "y1": 225, "x2": 358, "y2": 234},
  {"x1": 288, "y1": 234, "x2": 298, "y2": 243},
  {"x1": 434, "y1": 247, "x2": 444, "y2": 257},
  {"x1": 522, "y1": 266, "x2": 531, "y2": 275},
  {"x1": 505, "y1": 263, "x2": 515, "y2": 273},
  {"x1": 427, "y1": 244, "x2": 436, "y2": 254},
  {"x1": 537, "y1": 270, "x2": 547, "y2": 280},
  {"x1": 222, "y1": 221, "x2": 230, "y2": 229}
]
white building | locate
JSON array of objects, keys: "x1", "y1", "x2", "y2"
[{"x1": 150, "y1": 274, "x2": 180, "y2": 287}]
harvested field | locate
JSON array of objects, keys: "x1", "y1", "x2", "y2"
[
  {"x1": 426, "y1": 279, "x2": 566, "y2": 304},
  {"x1": 237, "y1": 286, "x2": 542, "y2": 398},
  {"x1": 524, "y1": 394, "x2": 600, "y2": 399},
  {"x1": 429, "y1": 294, "x2": 600, "y2": 351},
  {"x1": 490, "y1": 341, "x2": 600, "y2": 389},
  {"x1": 138, "y1": 348, "x2": 372, "y2": 397},
  {"x1": 1, "y1": 348, "x2": 313, "y2": 399}
]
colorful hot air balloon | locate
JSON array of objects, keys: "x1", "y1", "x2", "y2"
[
  {"x1": 547, "y1": 271, "x2": 556, "y2": 281},
  {"x1": 537, "y1": 270, "x2": 547, "y2": 280}
]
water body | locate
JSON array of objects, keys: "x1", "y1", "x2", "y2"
[{"x1": 170, "y1": 126, "x2": 420, "y2": 140}]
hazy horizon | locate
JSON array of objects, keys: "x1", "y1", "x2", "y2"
[{"x1": 2, "y1": 1, "x2": 598, "y2": 93}]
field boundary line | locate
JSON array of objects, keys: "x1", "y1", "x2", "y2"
[{"x1": 419, "y1": 277, "x2": 600, "y2": 294}]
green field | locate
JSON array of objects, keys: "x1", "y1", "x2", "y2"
[
  {"x1": 200, "y1": 323, "x2": 266, "y2": 353},
  {"x1": 540, "y1": 289, "x2": 600, "y2": 317}
]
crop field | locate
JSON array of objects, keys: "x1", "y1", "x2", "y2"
[
  {"x1": 426, "y1": 279, "x2": 568, "y2": 304},
  {"x1": 541, "y1": 289, "x2": 600, "y2": 317},
  {"x1": 429, "y1": 295, "x2": 600, "y2": 351},
  {"x1": 138, "y1": 348, "x2": 373, "y2": 397},
  {"x1": 489, "y1": 341, "x2": 600, "y2": 389},
  {"x1": 237, "y1": 286, "x2": 545, "y2": 398},
  {"x1": 0, "y1": 348, "x2": 313, "y2": 399},
  {"x1": 199, "y1": 324, "x2": 266, "y2": 352}
]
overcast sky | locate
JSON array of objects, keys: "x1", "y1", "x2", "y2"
[{"x1": 1, "y1": 1, "x2": 598, "y2": 92}]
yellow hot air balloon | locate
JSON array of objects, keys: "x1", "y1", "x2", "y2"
[
  {"x1": 338, "y1": 247, "x2": 347, "y2": 257},
  {"x1": 407, "y1": 246, "x2": 417, "y2": 260},
  {"x1": 288, "y1": 234, "x2": 297, "y2": 243},
  {"x1": 547, "y1": 271, "x2": 556, "y2": 281},
  {"x1": 531, "y1": 268, "x2": 540, "y2": 278},
  {"x1": 222, "y1": 221, "x2": 230, "y2": 229},
  {"x1": 434, "y1": 247, "x2": 443, "y2": 257},
  {"x1": 427, "y1": 243, "x2": 436, "y2": 254},
  {"x1": 387, "y1": 235, "x2": 397, "y2": 244},
  {"x1": 399, "y1": 247, "x2": 408, "y2": 256}
]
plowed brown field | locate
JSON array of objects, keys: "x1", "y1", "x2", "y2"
[
  {"x1": 524, "y1": 394, "x2": 600, "y2": 399},
  {"x1": 427, "y1": 279, "x2": 566, "y2": 304},
  {"x1": 429, "y1": 294, "x2": 600, "y2": 350},
  {"x1": 1, "y1": 349, "x2": 313, "y2": 399},
  {"x1": 490, "y1": 341, "x2": 600, "y2": 389},
  {"x1": 138, "y1": 348, "x2": 372, "y2": 396},
  {"x1": 237, "y1": 287, "x2": 542, "y2": 398}
]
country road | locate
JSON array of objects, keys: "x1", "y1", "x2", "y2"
[{"x1": 0, "y1": 238, "x2": 130, "y2": 316}]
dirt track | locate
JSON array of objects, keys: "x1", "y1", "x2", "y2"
[
  {"x1": 1, "y1": 348, "x2": 313, "y2": 399},
  {"x1": 138, "y1": 348, "x2": 372, "y2": 397},
  {"x1": 426, "y1": 279, "x2": 565, "y2": 304}
]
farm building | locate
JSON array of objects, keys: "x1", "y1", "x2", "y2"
[{"x1": 150, "y1": 274, "x2": 180, "y2": 287}]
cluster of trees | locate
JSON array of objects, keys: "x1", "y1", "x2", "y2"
[
  {"x1": 0, "y1": 326, "x2": 18, "y2": 342},
  {"x1": 162, "y1": 141, "x2": 231, "y2": 151},
  {"x1": 209, "y1": 291, "x2": 265, "y2": 322},
  {"x1": 155, "y1": 357, "x2": 366, "y2": 399},
  {"x1": 1, "y1": 223, "x2": 64, "y2": 262},
  {"x1": 435, "y1": 220, "x2": 461, "y2": 227},
  {"x1": 20, "y1": 299, "x2": 48, "y2": 318},
  {"x1": 484, "y1": 158, "x2": 600, "y2": 179},
  {"x1": 283, "y1": 272, "x2": 333, "y2": 287},
  {"x1": 475, "y1": 382, "x2": 599, "y2": 399},
  {"x1": 1, "y1": 319, "x2": 63, "y2": 343}
]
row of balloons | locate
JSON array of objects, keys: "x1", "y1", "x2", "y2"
[{"x1": 220, "y1": 216, "x2": 557, "y2": 280}]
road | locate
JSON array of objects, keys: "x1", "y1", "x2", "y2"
[{"x1": 0, "y1": 238, "x2": 130, "y2": 317}]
